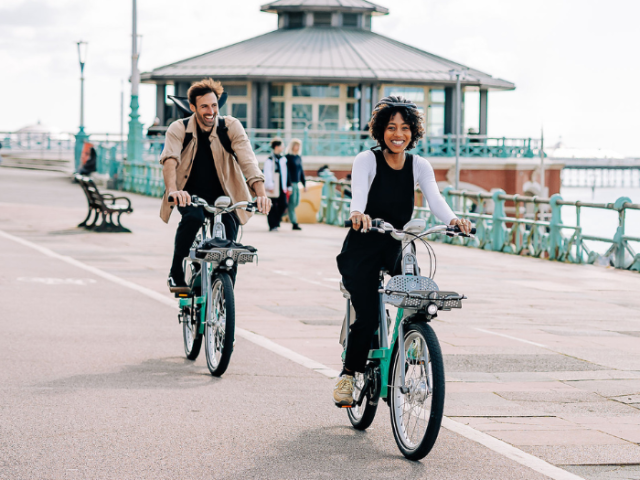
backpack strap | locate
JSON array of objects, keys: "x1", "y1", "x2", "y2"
[
  {"x1": 216, "y1": 117, "x2": 237, "y2": 159},
  {"x1": 181, "y1": 117, "x2": 193, "y2": 151}
]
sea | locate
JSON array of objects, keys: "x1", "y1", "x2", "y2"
[{"x1": 559, "y1": 186, "x2": 640, "y2": 254}]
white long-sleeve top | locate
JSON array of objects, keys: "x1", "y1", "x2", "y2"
[
  {"x1": 349, "y1": 150, "x2": 457, "y2": 225},
  {"x1": 263, "y1": 154, "x2": 288, "y2": 194}
]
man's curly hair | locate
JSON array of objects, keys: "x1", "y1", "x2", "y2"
[{"x1": 368, "y1": 95, "x2": 425, "y2": 151}]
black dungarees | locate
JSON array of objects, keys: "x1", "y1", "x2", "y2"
[{"x1": 337, "y1": 149, "x2": 415, "y2": 373}]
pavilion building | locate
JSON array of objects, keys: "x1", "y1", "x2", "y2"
[{"x1": 141, "y1": 0, "x2": 515, "y2": 136}]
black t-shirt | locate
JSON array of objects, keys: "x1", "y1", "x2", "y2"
[{"x1": 184, "y1": 126, "x2": 225, "y2": 204}]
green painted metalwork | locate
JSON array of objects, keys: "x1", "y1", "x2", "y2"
[
  {"x1": 127, "y1": 94, "x2": 144, "y2": 167},
  {"x1": 317, "y1": 179, "x2": 640, "y2": 273}
]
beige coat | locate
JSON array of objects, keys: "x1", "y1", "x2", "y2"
[{"x1": 159, "y1": 115, "x2": 265, "y2": 225}]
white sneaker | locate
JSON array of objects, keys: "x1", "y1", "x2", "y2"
[{"x1": 333, "y1": 374, "x2": 355, "y2": 406}]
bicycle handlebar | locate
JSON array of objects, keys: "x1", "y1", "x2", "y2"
[
  {"x1": 343, "y1": 219, "x2": 476, "y2": 237},
  {"x1": 168, "y1": 195, "x2": 259, "y2": 213}
]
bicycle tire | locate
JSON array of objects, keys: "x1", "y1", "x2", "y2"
[
  {"x1": 347, "y1": 366, "x2": 380, "y2": 430},
  {"x1": 182, "y1": 304, "x2": 202, "y2": 360},
  {"x1": 389, "y1": 322, "x2": 445, "y2": 461},
  {"x1": 204, "y1": 272, "x2": 235, "y2": 376}
]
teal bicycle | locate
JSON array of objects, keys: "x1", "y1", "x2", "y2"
[
  {"x1": 340, "y1": 218, "x2": 474, "y2": 460},
  {"x1": 169, "y1": 195, "x2": 258, "y2": 377}
]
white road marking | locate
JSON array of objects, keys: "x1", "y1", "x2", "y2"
[
  {"x1": 0, "y1": 229, "x2": 584, "y2": 480},
  {"x1": 18, "y1": 277, "x2": 97, "y2": 286},
  {"x1": 475, "y1": 328, "x2": 549, "y2": 348}
]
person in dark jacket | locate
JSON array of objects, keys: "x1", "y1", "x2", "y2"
[{"x1": 285, "y1": 138, "x2": 306, "y2": 230}]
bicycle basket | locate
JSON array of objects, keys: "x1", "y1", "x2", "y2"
[{"x1": 383, "y1": 275, "x2": 439, "y2": 308}]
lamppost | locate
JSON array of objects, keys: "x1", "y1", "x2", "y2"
[
  {"x1": 75, "y1": 40, "x2": 89, "y2": 172},
  {"x1": 449, "y1": 69, "x2": 467, "y2": 193},
  {"x1": 127, "y1": 0, "x2": 143, "y2": 166}
]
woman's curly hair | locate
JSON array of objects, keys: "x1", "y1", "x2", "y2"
[{"x1": 368, "y1": 95, "x2": 425, "y2": 151}]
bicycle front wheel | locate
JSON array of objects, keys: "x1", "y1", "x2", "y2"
[
  {"x1": 204, "y1": 272, "x2": 235, "y2": 376},
  {"x1": 389, "y1": 322, "x2": 445, "y2": 461}
]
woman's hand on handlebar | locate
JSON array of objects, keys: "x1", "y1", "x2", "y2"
[
  {"x1": 450, "y1": 217, "x2": 472, "y2": 235},
  {"x1": 168, "y1": 190, "x2": 191, "y2": 207},
  {"x1": 349, "y1": 211, "x2": 372, "y2": 232}
]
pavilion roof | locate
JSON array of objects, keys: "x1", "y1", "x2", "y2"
[
  {"x1": 141, "y1": 27, "x2": 515, "y2": 91},
  {"x1": 260, "y1": 0, "x2": 389, "y2": 15}
]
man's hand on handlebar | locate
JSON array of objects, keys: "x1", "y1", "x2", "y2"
[
  {"x1": 255, "y1": 196, "x2": 272, "y2": 215},
  {"x1": 168, "y1": 190, "x2": 191, "y2": 207},
  {"x1": 349, "y1": 211, "x2": 372, "y2": 232},
  {"x1": 450, "y1": 217, "x2": 472, "y2": 235}
]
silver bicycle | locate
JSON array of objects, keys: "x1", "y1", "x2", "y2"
[{"x1": 169, "y1": 195, "x2": 259, "y2": 376}]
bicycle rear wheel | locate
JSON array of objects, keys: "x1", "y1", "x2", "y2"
[
  {"x1": 347, "y1": 365, "x2": 380, "y2": 430},
  {"x1": 182, "y1": 303, "x2": 202, "y2": 360},
  {"x1": 204, "y1": 272, "x2": 235, "y2": 376},
  {"x1": 389, "y1": 322, "x2": 445, "y2": 461}
]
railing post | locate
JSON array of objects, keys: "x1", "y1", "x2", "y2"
[
  {"x1": 613, "y1": 197, "x2": 632, "y2": 269},
  {"x1": 491, "y1": 189, "x2": 506, "y2": 251},
  {"x1": 549, "y1": 194, "x2": 564, "y2": 260}
]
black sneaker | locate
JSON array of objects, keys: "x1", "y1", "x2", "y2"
[
  {"x1": 167, "y1": 272, "x2": 190, "y2": 293},
  {"x1": 292, "y1": 224, "x2": 302, "y2": 230}
]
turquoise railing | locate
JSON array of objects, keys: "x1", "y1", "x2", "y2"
[
  {"x1": 245, "y1": 129, "x2": 540, "y2": 158},
  {"x1": 0, "y1": 130, "x2": 541, "y2": 159},
  {"x1": 318, "y1": 180, "x2": 640, "y2": 272}
]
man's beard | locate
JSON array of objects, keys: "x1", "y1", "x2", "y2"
[{"x1": 197, "y1": 111, "x2": 216, "y2": 129}]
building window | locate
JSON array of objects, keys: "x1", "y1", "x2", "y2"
[
  {"x1": 292, "y1": 104, "x2": 313, "y2": 130},
  {"x1": 292, "y1": 84, "x2": 340, "y2": 98},
  {"x1": 270, "y1": 101, "x2": 285, "y2": 129},
  {"x1": 430, "y1": 89, "x2": 445, "y2": 104},
  {"x1": 270, "y1": 84, "x2": 284, "y2": 97},
  {"x1": 318, "y1": 104, "x2": 339, "y2": 130},
  {"x1": 383, "y1": 86, "x2": 425, "y2": 102},
  {"x1": 347, "y1": 85, "x2": 360, "y2": 98},
  {"x1": 225, "y1": 84, "x2": 248, "y2": 97},
  {"x1": 232, "y1": 103, "x2": 248, "y2": 127},
  {"x1": 346, "y1": 103, "x2": 359, "y2": 131},
  {"x1": 343, "y1": 13, "x2": 359, "y2": 27},
  {"x1": 314, "y1": 12, "x2": 332, "y2": 27},
  {"x1": 288, "y1": 12, "x2": 304, "y2": 28}
]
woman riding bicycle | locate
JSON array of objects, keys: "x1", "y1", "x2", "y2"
[{"x1": 333, "y1": 95, "x2": 472, "y2": 406}]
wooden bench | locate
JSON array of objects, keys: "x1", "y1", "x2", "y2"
[{"x1": 75, "y1": 174, "x2": 133, "y2": 232}]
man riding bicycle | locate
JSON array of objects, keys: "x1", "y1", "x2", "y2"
[
  {"x1": 333, "y1": 95, "x2": 472, "y2": 406},
  {"x1": 159, "y1": 78, "x2": 271, "y2": 293}
]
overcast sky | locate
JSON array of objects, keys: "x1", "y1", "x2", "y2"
[{"x1": 1, "y1": 0, "x2": 639, "y2": 156}]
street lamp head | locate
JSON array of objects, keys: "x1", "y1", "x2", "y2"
[{"x1": 77, "y1": 40, "x2": 88, "y2": 66}]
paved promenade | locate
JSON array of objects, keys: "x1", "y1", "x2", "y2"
[{"x1": 1, "y1": 169, "x2": 639, "y2": 479}]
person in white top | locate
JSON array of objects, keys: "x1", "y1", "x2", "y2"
[
  {"x1": 263, "y1": 138, "x2": 289, "y2": 231},
  {"x1": 332, "y1": 96, "x2": 472, "y2": 406}
]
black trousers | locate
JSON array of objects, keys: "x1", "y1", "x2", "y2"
[
  {"x1": 171, "y1": 206, "x2": 239, "y2": 282},
  {"x1": 337, "y1": 231, "x2": 402, "y2": 373},
  {"x1": 267, "y1": 191, "x2": 288, "y2": 229}
]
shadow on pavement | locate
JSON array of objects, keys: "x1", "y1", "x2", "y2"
[
  {"x1": 33, "y1": 357, "x2": 218, "y2": 392},
  {"x1": 228, "y1": 425, "x2": 427, "y2": 480}
]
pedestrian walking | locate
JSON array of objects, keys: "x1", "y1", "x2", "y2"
[
  {"x1": 285, "y1": 138, "x2": 306, "y2": 231},
  {"x1": 264, "y1": 138, "x2": 288, "y2": 231}
]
